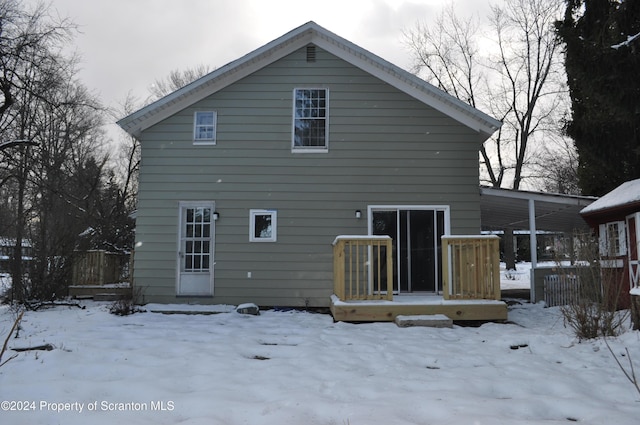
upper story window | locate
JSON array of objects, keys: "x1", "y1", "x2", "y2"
[
  {"x1": 599, "y1": 221, "x2": 627, "y2": 256},
  {"x1": 194, "y1": 111, "x2": 217, "y2": 144},
  {"x1": 293, "y1": 88, "x2": 328, "y2": 152}
]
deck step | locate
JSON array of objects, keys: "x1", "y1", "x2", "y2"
[
  {"x1": 93, "y1": 293, "x2": 126, "y2": 301},
  {"x1": 395, "y1": 314, "x2": 453, "y2": 328}
]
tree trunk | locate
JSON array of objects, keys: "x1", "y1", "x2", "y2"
[{"x1": 10, "y1": 151, "x2": 27, "y2": 302}]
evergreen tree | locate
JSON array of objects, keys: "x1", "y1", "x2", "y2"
[{"x1": 558, "y1": 0, "x2": 640, "y2": 196}]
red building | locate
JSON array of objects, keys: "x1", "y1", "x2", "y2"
[{"x1": 580, "y1": 179, "x2": 640, "y2": 309}]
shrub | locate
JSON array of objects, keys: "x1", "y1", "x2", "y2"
[
  {"x1": 109, "y1": 285, "x2": 145, "y2": 316},
  {"x1": 559, "y1": 232, "x2": 628, "y2": 340}
]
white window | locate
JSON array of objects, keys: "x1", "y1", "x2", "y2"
[
  {"x1": 599, "y1": 221, "x2": 627, "y2": 256},
  {"x1": 194, "y1": 111, "x2": 217, "y2": 144},
  {"x1": 292, "y1": 88, "x2": 328, "y2": 152},
  {"x1": 250, "y1": 210, "x2": 277, "y2": 242}
]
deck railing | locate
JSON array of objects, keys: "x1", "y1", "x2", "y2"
[
  {"x1": 332, "y1": 235, "x2": 393, "y2": 301},
  {"x1": 442, "y1": 235, "x2": 500, "y2": 300}
]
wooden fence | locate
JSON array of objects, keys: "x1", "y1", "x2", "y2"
[
  {"x1": 442, "y1": 235, "x2": 501, "y2": 300},
  {"x1": 332, "y1": 236, "x2": 393, "y2": 301},
  {"x1": 72, "y1": 250, "x2": 131, "y2": 286}
]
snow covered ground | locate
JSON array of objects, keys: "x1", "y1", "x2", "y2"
[
  {"x1": 500, "y1": 262, "x2": 534, "y2": 290},
  {"x1": 500, "y1": 261, "x2": 566, "y2": 290},
  {"x1": 1, "y1": 300, "x2": 639, "y2": 425}
]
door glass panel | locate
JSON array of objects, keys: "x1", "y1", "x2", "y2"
[
  {"x1": 409, "y1": 210, "x2": 435, "y2": 292},
  {"x1": 436, "y1": 210, "x2": 445, "y2": 292},
  {"x1": 183, "y1": 207, "x2": 212, "y2": 272},
  {"x1": 372, "y1": 208, "x2": 445, "y2": 294},
  {"x1": 399, "y1": 211, "x2": 409, "y2": 291},
  {"x1": 372, "y1": 210, "x2": 399, "y2": 293}
]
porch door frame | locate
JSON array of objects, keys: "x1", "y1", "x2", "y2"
[
  {"x1": 627, "y1": 212, "x2": 640, "y2": 291},
  {"x1": 176, "y1": 201, "x2": 215, "y2": 296},
  {"x1": 367, "y1": 205, "x2": 450, "y2": 294}
]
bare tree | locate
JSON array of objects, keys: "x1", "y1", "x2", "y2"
[
  {"x1": 534, "y1": 136, "x2": 581, "y2": 195},
  {"x1": 111, "y1": 94, "x2": 142, "y2": 205},
  {"x1": 0, "y1": 1, "x2": 119, "y2": 302},
  {"x1": 28, "y1": 79, "x2": 108, "y2": 300},
  {"x1": 147, "y1": 64, "x2": 212, "y2": 103},
  {"x1": 0, "y1": 0, "x2": 79, "y2": 301},
  {"x1": 0, "y1": 0, "x2": 75, "y2": 130},
  {"x1": 405, "y1": 0, "x2": 568, "y2": 191},
  {"x1": 490, "y1": 0, "x2": 567, "y2": 190}
]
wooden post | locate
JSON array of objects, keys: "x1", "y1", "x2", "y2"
[
  {"x1": 333, "y1": 240, "x2": 345, "y2": 300},
  {"x1": 385, "y1": 237, "x2": 393, "y2": 300},
  {"x1": 492, "y1": 237, "x2": 501, "y2": 301},
  {"x1": 442, "y1": 237, "x2": 450, "y2": 300}
]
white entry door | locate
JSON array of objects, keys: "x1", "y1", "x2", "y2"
[{"x1": 177, "y1": 202, "x2": 214, "y2": 296}]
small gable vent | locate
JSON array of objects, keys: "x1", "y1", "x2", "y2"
[{"x1": 306, "y1": 45, "x2": 316, "y2": 63}]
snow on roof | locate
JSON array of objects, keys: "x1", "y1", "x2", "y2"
[{"x1": 580, "y1": 178, "x2": 640, "y2": 215}]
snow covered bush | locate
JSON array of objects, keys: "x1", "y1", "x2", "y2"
[{"x1": 559, "y1": 232, "x2": 628, "y2": 339}]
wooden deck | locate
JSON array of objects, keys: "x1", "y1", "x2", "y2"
[
  {"x1": 330, "y1": 294, "x2": 507, "y2": 322},
  {"x1": 331, "y1": 235, "x2": 507, "y2": 322}
]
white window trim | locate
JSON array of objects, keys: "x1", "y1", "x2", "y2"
[
  {"x1": 599, "y1": 221, "x2": 627, "y2": 256},
  {"x1": 250, "y1": 209, "x2": 277, "y2": 242},
  {"x1": 292, "y1": 88, "x2": 329, "y2": 153},
  {"x1": 193, "y1": 111, "x2": 217, "y2": 145}
]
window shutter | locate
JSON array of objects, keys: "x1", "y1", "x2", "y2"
[
  {"x1": 599, "y1": 224, "x2": 607, "y2": 256},
  {"x1": 618, "y1": 221, "x2": 627, "y2": 255}
]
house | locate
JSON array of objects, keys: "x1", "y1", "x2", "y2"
[
  {"x1": 0, "y1": 237, "x2": 33, "y2": 274},
  {"x1": 117, "y1": 21, "x2": 505, "y2": 319},
  {"x1": 580, "y1": 178, "x2": 640, "y2": 309}
]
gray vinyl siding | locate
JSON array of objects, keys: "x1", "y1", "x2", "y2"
[{"x1": 133, "y1": 46, "x2": 482, "y2": 306}]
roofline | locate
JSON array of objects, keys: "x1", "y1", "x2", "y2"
[
  {"x1": 579, "y1": 178, "x2": 640, "y2": 215},
  {"x1": 117, "y1": 21, "x2": 501, "y2": 139},
  {"x1": 580, "y1": 200, "x2": 640, "y2": 218},
  {"x1": 480, "y1": 185, "x2": 598, "y2": 206}
]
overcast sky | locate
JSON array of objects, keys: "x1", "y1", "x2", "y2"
[{"x1": 35, "y1": 0, "x2": 492, "y2": 140}]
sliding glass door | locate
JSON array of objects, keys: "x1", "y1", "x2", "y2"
[{"x1": 371, "y1": 207, "x2": 447, "y2": 293}]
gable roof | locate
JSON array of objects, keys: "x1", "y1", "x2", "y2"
[
  {"x1": 117, "y1": 21, "x2": 501, "y2": 139},
  {"x1": 580, "y1": 178, "x2": 640, "y2": 217}
]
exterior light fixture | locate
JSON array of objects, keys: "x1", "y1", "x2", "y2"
[
  {"x1": 213, "y1": 211, "x2": 220, "y2": 221},
  {"x1": 355, "y1": 210, "x2": 362, "y2": 219}
]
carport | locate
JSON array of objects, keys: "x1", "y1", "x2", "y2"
[{"x1": 479, "y1": 186, "x2": 597, "y2": 300}]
